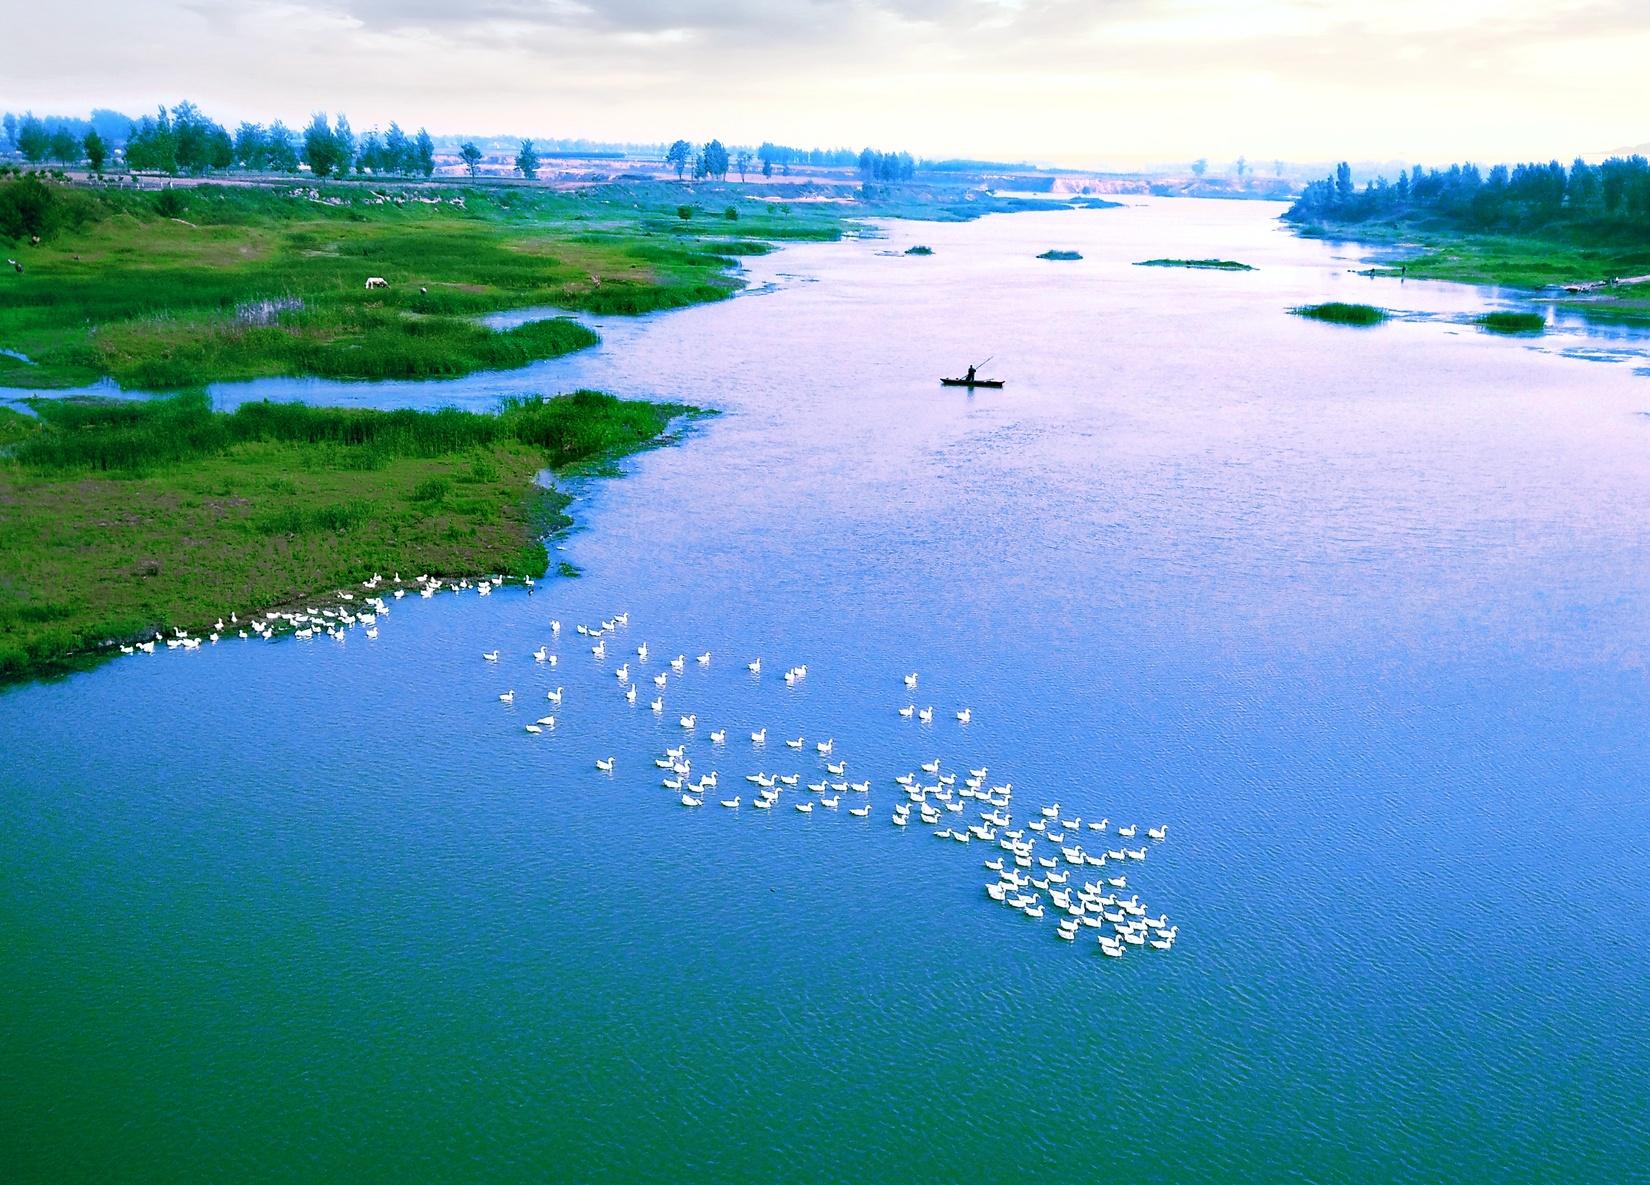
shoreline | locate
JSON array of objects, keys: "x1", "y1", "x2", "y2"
[{"x1": 0, "y1": 393, "x2": 709, "y2": 686}]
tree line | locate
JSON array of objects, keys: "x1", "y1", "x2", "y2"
[
  {"x1": 1287, "y1": 155, "x2": 1650, "y2": 232},
  {"x1": 2, "y1": 103, "x2": 438, "y2": 178}
]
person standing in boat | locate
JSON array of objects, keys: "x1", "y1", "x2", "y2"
[{"x1": 965, "y1": 364, "x2": 977, "y2": 383}]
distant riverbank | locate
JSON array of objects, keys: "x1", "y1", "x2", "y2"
[{"x1": 1287, "y1": 219, "x2": 1650, "y2": 321}]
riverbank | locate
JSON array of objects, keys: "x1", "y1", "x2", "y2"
[
  {"x1": 0, "y1": 391, "x2": 701, "y2": 682},
  {"x1": 0, "y1": 174, "x2": 1116, "y2": 392},
  {"x1": 1289, "y1": 217, "x2": 1650, "y2": 321}
]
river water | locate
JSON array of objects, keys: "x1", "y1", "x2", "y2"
[{"x1": 3, "y1": 199, "x2": 1648, "y2": 1184}]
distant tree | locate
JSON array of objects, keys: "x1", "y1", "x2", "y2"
[
  {"x1": 303, "y1": 113, "x2": 339, "y2": 176},
  {"x1": 332, "y1": 115, "x2": 354, "y2": 175},
  {"x1": 83, "y1": 129, "x2": 107, "y2": 173},
  {"x1": 1274, "y1": 159, "x2": 1284, "y2": 177},
  {"x1": 691, "y1": 151, "x2": 707, "y2": 181},
  {"x1": 384, "y1": 122, "x2": 410, "y2": 175},
  {"x1": 233, "y1": 122, "x2": 265, "y2": 170},
  {"x1": 265, "y1": 121, "x2": 299, "y2": 172},
  {"x1": 1235, "y1": 155, "x2": 1248, "y2": 178},
  {"x1": 125, "y1": 107, "x2": 177, "y2": 173},
  {"x1": 414, "y1": 128, "x2": 436, "y2": 177},
  {"x1": 1334, "y1": 160, "x2": 1353, "y2": 201},
  {"x1": 515, "y1": 139, "x2": 540, "y2": 180},
  {"x1": 1190, "y1": 158, "x2": 1207, "y2": 178},
  {"x1": 666, "y1": 138, "x2": 691, "y2": 180},
  {"x1": 735, "y1": 149, "x2": 751, "y2": 181},
  {"x1": 762, "y1": 157, "x2": 772, "y2": 179},
  {"x1": 459, "y1": 141, "x2": 483, "y2": 178},
  {"x1": 47, "y1": 129, "x2": 79, "y2": 164},
  {"x1": 1, "y1": 113, "x2": 16, "y2": 150},
  {"x1": 356, "y1": 129, "x2": 385, "y2": 173},
  {"x1": 16, "y1": 114, "x2": 49, "y2": 163},
  {"x1": 702, "y1": 139, "x2": 729, "y2": 181}
]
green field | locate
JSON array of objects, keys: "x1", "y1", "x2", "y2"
[
  {"x1": 0, "y1": 391, "x2": 701, "y2": 681},
  {"x1": 0, "y1": 176, "x2": 848, "y2": 390}
]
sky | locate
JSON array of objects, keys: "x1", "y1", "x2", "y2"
[{"x1": 4, "y1": 0, "x2": 1648, "y2": 167}]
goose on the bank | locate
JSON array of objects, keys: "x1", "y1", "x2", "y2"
[{"x1": 596, "y1": 757, "x2": 614, "y2": 771}]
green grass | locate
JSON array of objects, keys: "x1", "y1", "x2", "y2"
[
  {"x1": 0, "y1": 389, "x2": 702, "y2": 681},
  {"x1": 1135, "y1": 258, "x2": 1254, "y2": 271},
  {"x1": 0, "y1": 179, "x2": 844, "y2": 391},
  {"x1": 905, "y1": 245, "x2": 934, "y2": 255},
  {"x1": 1291, "y1": 302, "x2": 1390, "y2": 326},
  {"x1": 1037, "y1": 250, "x2": 1083, "y2": 261},
  {"x1": 1476, "y1": 311, "x2": 1547, "y2": 334}
]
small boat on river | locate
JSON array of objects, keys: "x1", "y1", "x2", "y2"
[{"x1": 941, "y1": 358, "x2": 1004, "y2": 388}]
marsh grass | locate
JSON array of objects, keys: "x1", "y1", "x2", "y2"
[
  {"x1": 1476, "y1": 311, "x2": 1547, "y2": 334},
  {"x1": 0, "y1": 390, "x2": 701, "y2": 680},
  {"x1": 1037, "y1": 249, "x2": 1083, "y2": 261},
  {"x1": 1291, "y1": 302, "x2": 1391, "y2": 326}
]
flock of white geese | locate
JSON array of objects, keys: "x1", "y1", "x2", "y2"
[
  {"x1": 116, "y1": 577, "x2": 1178, "y2": 959},
  {"x1": 499, "y1": 608, "x2": 1179, "y2": 961},
  {"x1": 114, "y1": 572, "x2": 522, "y2": 654}
]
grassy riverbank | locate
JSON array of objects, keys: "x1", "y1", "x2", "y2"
[
  {"x1": 1292, "y1": 218, "x2": 1650, "y2": 320},
  {"x1": 0, "y1": 390, "x2": 699, "y2": 681},
  {"x1": 0, "y1": 176, "x2": 845, "y2": 390},
  {"x1": 0, "y1": 174, "x2": 1120, "y2": 392}
]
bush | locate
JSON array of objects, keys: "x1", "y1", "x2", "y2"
[
  {"x1": 723, "y1": 206, "x2": 739, "y2": 221},
  {"x1": 677, "y1": 205, "x2": 694, "y2": 220},
  {"x1": 1477, "y1": 311, "x2": 1546, "y2": 334},
  {"x1": 1037, "y1": 249, "x2": 1082, "y2": 261},
  {"x1": 1291, "y1": 301, "x2": 1390, "y2": 326}
]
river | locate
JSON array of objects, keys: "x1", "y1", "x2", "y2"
[{"x1": 2, "y1": 198, "x2": 1647, "y2": 1184}]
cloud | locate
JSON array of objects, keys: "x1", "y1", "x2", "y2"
[{"x1": 3, "y1": 0, "x2": 1647, "y2": 162}]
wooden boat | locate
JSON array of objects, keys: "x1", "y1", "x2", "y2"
[{"x1": 940, "y1": 376, "x2": 1005, "y2": 388}]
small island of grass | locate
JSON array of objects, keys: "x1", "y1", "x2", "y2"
[
  {"x1": 1135, "y1": 258, "x2": 1255, "y2": 271},
  {"x1": 1476, "y1": 311, "x2": 1546, "y2": 334},
  {"x1": 1291, "y1": 301, "x2": 1391, "y2": 326},
  {"x1": 0, "y1": 389, "x2": 701, "y2": 681},
  {"x1": 905, "y1": 245, "x2": 934, "y2": 255},
  {"x1": 1037, "y1": 249, "x2": 1083, "y2": 261}
]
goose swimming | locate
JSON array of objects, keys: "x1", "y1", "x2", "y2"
[
  {"x1": 751, "y1": 728, "x2": 767, "y2": 744},
  {"x1": 826, "y1": 761, "x2": 846, "y2": 775},
  {"x1": 697, "y1": 652, "x2": 711, "y2": 665},
  {"x1": 848, "y1": 805, "x2": 871, "y2": 817},
  {"x1": 795, "y1": 801, "x2": 814, "y2": 813},
  {"x1": 680, "y1": 714, "x2": 697, "y2": 729},
  {"x1": 651, "y1": 697, "x2": 664, "y2": 713},
  {"x1": 721, "y1": 797, "x2": 741, "y2": 809},
  {"x1": 899, "y1": 705, "x2": 915, "y2": 718},
  {"x1": 747, "y1": 659, "x2": 761, "y2": 673},
  {"x1": 786, "y1": 737, "x2": 805, "y2": 749},
  {"x1": 533, "y1": 647, "x2": 548, "y2": 662},
  {"x1": 710, "y1": 729, "x2": 726, "y2": 743},
  {"x1": 537, "y1": 715, "x2": 556, "y2": 727},
  {"x1": 595, "y1": 757, "x2": 614, "y2": 772},
  {"x1": 904, "y1": 673, "x2": 918, "y2": 688},
  {"x1": 917, "y1": 707, "x2": 934, "y2": 723},
  {"x1": 1148, "y1": 825, "x2": 1169, "y2": 840},
  {"x1": 956, "y1": 708, "x2": 972, "y2": 723},
  {"x1": 816, "y1": 739, "x2": 834, "y2": 754},
  {"x1": 483, "y1": 651, "x2": 500, "y2": 662},
  {"x1": 524, "y1": 724, "x2": 541, "y2": 734},
  {"x1": 498, "y1": 690, "x2": 515, "y2": 703}
]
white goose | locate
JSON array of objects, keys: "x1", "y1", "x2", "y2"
[
  {"x1": 710, "y1": 729, "x2": 726, "y2": 743},
  {"x1": 596, "y1": 757, "x2": 614, "y2": 772},
  {"x1": 904, "y1": 673, "x2": 918, "y2": 688},
  {"x1": 532, "y1": 646, "x2": 548, "y2": 662},
  {"x1": 697, "y1": 652, "x2": 711, "y2": 665},
  {"x1": 955, "y1": 708, "x2": 972, "y2": 724},
  {"x1": 720, "y1": 797, "x2": 741, "y2": 809},
  {"x1": 546, "y1": 687, "x2": 564, "y2": 704},
  {"x1": 917, "y1": 707, "x2": 934, "y2": 723},
  {"x1": 671, "y1": 655, "x2": 685, "y2": 672},
  {"x1": 747, "y1": 658, "x2": 762, "y2": 673},
  {"x1": 750, "y1": 728, "x2": 767, "y2": 744},
  {"x1": 680, "y1": 714, "x2": 697, "y2": 729},
  {"x1": 651, "y1": 697, "x2": 664, "y2": 713},
  {"x1": 1148, "y1": 825, "x2": 1169, "y2": 840},
  {"x1": 786, "y1": 737, "x2": 805, "y2": 749},
  {"x1": 498, "y1": 690, "x2": 515, "y2": 703},
  {"x1": 899, "y1": 705, "x2": 915, "y2": 718},
  {"x1": 483, "y1": 650, "x2": 500, "y2": 662}
]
